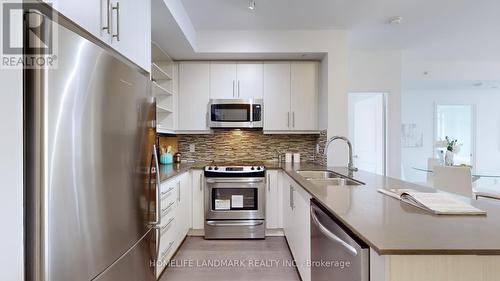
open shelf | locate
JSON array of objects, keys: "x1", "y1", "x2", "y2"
[
  {"x1": 152, "y1": 63, "x2": 172, "y2": 81},
  {"x1": 153, "y1": 81, "x2": 174, "y2": 96}
]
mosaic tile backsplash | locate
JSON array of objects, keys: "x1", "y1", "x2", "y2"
[{"x1": 177, "y1": 129, "x2": 327, "y2": 164}]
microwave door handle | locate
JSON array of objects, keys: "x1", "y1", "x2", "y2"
[{"x1": 311, "y1": 205, "x2": 358, "y2": 256}]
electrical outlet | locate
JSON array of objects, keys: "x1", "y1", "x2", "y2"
[{"x1": 189, "y1": 144, "x2": 195, "y2": 153}]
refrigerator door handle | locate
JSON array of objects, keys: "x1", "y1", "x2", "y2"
[{"x1": 150, "y1": 145, "x2": 161, "y2": 226}]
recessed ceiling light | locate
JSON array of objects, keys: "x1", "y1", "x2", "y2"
[
  {"x1": 248, "y1": 0, "x2": 256, "y2": 10},
  {"x1": 388, "y1": 16, "x2": 403, "y2": 25}
]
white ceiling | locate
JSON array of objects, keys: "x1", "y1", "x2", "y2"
[{"x1": 179, "y1": 0, "x2": 500, "y2": 60}]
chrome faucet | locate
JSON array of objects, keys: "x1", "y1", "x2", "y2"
[{"x1": 323, "y1": 136, "x2": 358, "y2": 172}]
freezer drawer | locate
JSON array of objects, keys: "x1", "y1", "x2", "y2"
[{"x1": 310, "y1": 200, "x2": 369, "y2": 281}]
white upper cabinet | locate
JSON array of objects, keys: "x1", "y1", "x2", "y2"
[
  {"x1": 48, "y1": 0, "x2": 151, "y2": 72},
  {"x1": 263, "y1": 62, "x2": 291, "y2": 131},
  {"x1": 209, "y1": 62, "x2": 263, "y2": 99},
  {"x1": 290, "y1": 62, "x2": 318, "y2": 131},
  {"x1": 178, "y1": 62, "x2": 210, "y2": 131},
  {"x1": 210, "y1": 62, "x2": 237, "y2": 99},
  {"x1": 236, "y1": 62, "x2": 263, "y2": 99},
  {"x1": 112, "y1": 0, "x2": 151, "y2": 72}
]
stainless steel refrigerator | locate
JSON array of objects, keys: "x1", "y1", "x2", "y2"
[{"x1": 24, "y1": 6, "x2": 159, "y2": 281}]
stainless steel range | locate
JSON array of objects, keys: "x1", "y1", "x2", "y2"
[{"x1": 204, "y1": 165, "x2": 266, "y2": 239}]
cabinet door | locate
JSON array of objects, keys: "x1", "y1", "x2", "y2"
[
  {"x1": 110, "y1": 0, "x2": 151, "y2": 72},
  {"x1": 265, "y1": 170, "x2": 280, "y2": 229},
  {"x1": 292, "y1": 182, "x2": 312, "y2": 281},
  {"x1": 282, "y1": 176, "x2": 293, "y2": 238},
  {"x1": 191, "y1": 170, "x2": 205, "y2": 230},
  {"x1": 49, "y1": 0, "x2": 106, "y2": 42},
  {"x1": 210, "y1": 62, "x2": 237, "y2": 99},
  {"x1": 180, "y1": 173, "x2": 191, "y2": 235},
  {"x1": 290, "y1": 62, "x2": 318, "y2": 131},
  {"x1": 263, "y1": 62, "x2": 291, "y2": 131},
  {"x1": 178, "y1": 62, "x2": 210, "y2": 131},
  {"x1": 236, "y1": 62, "x2": 263, "y2": 99}
]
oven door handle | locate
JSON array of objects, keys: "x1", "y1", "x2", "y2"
[
  {"x1": 206, "y1": 220, "x2": 264, "y2": 227},
  {"x1": 206, "y1": 178, "x2": 264, "y2": 184}
]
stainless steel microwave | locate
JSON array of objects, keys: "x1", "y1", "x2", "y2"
[{"x1": 208, "y1": 99, "x2": 263, "y2": 129}]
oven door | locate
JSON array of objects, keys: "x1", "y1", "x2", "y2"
[{"x1": 205, "y1": 178, "x2": 265, "y2": 220}]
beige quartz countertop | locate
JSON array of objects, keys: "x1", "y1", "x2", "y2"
[
  {"x1": 160, "y1": 161, "x2": 500, "y2": 255},
  {"x1": 280, "y1": 162, "x2": 500, "y2": 255}
]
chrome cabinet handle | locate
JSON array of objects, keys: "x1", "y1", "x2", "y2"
[
  {"x1": 150, "y1": 145, "x2": 161, "y2": 226},
  {"x1": 311, "y1": 205, "x2": 358, "y2": 256},
  {"x1": 232, "y1": 80, "x2": 235, "y2": 98},
  {"x1": 289, "y1": 185, "x2": 294, "y2": 209},
  {"x1": 267, "y1": 175, "x2": 270, "y2": 192},
  {"x1": 292, "y1": 112, "x2": 295, "y2": 127},
  {"x1": 177, "y1": 181, "x2": 181, "y2": 202},
  {"x1": 102, "y1": 0, "x2": 110, "y2": 33},
  {"x1": 287, "y1": 112, "x2": 290, "y2": 128},
  {"x1": 161, "y1": 201, "x2": 175, "y2": 214},
  {"x1": 238, "y1": 80, "x2": 241, "y2": 97},
  {"x1": 199, "y1": 173, "x2": 202, "y2": 191},
  {"x1": 112, "y1": 2, "x2": 120, "y2": 41},
  {"x1": 160, "y1": 186, "x2": 174, "y2": 197}
]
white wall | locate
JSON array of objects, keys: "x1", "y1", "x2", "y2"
[
  {"x1": 347, "y1": 49, "x2": 402, "y2": 178},
  {"x1": 401, "y1": 88, "x2": 500, "y2": 185}
]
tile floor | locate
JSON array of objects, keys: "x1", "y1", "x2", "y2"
[{"x1": 159, "y1": 236, "x2": 301, "y2": 281}]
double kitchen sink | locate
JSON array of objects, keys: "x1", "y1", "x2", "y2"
[{"x1": 296, "y1": 170, "x2": 365, "y2": 186}]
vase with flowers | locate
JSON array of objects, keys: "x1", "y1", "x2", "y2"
[{"x1": 443, "y1": 136, "x2": 461, "y2": 166}]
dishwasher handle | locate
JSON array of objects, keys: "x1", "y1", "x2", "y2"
[{"x1": 311, "y1": 205, "x2": 358, "y2": 256}]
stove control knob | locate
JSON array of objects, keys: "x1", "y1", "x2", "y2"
[
  {"x1": 207, "y1": 166, "x2": 213, "y2": 170},
  {"x1": 214, "y1": 166, "x2": 219, "y2": 171},
  {"x1": 251, "y1": 166, "x2": 255, "y2": 170},
  {"x1": 257, "y1": 166, "x2": 262, "y2": 170}
]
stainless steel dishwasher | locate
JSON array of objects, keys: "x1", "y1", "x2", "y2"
[{"x1": 310, "y1": 200, "x2": 369, "y2": 281}]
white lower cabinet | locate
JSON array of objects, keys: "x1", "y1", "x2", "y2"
[
  {"x1": 266, "y1": 170, "x2": 282, "y2": 229},
  {"x1": 155, "y1": 172, "x2": 191, "y2": 278},
  {"x1": 191, "y1": 169, "x2": 205, "y2": 230},
  {"x1": 282, "y1": 173, "x2": 312, "y2": 281}
]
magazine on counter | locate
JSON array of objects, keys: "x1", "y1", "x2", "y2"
[{"x1": 377, "y1": 188, "x2": 486, "y2": 215}]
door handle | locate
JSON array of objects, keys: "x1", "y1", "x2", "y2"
[
  {"x1": 177, "y1": 181, "x2": 181, "y2": 202},
  {"x1": 289, "y1": 185, "x2": 294, "y2": 209},
  {"x1": 292, "y1": 112, "x2": 295, "y2": 128},
  {"x1": 149, "y1": 145, "x2": 161, "y2": 226},
  {"x1": 206, "y1": 220, "x2": 264, "y2": 227},
  {"x1": 206, "y1": 178, "x2": 264, "y2": 184},
  {"x1": 102, "y1": 0, "x2": 110, "y2": 34},
  {"x1": 311, "y1": 205, "x2": 358, "y2": 256},
  {"x1": 287, "y1": 112, "x2": 290, "y2": 128},
  {"x1": 238, "y1": 80, "x2": 241, "y2": 97},
  {"x1": 199, "y1": 173, "x2": 203, "y2": 191},
  {"x1": 112, "y1": 2, "x2": 120, "y2": 41},
  {"x1": 232, "y1": 80, "x2": 235, "y2": 98},
  {"x1": 267, "y1": 175, "x2": 270, "y2": 192}
]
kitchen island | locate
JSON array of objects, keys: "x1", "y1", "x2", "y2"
[{"x1": 278, "y1": 162, "x2": 500, "y2": 281}]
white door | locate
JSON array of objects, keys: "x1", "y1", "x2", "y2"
[
  {"x1": 178, "y1": 62, "x2": 210, "y2": 131},
  {"x1": 236, "y1": 62, "x2": 263, "y2": 99},
  {"x1": 349, "y1": 93, "x2": 386, "y2": 175},
  {"x1": 210, "y1": 62, "x2": 237, "y2": 99},
  {"x1": 290, "y1": 62, "x2": 318, "y2": 131},
  {"x1": 263, "y1": 62, "x2": 291, "y2": 131}
]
